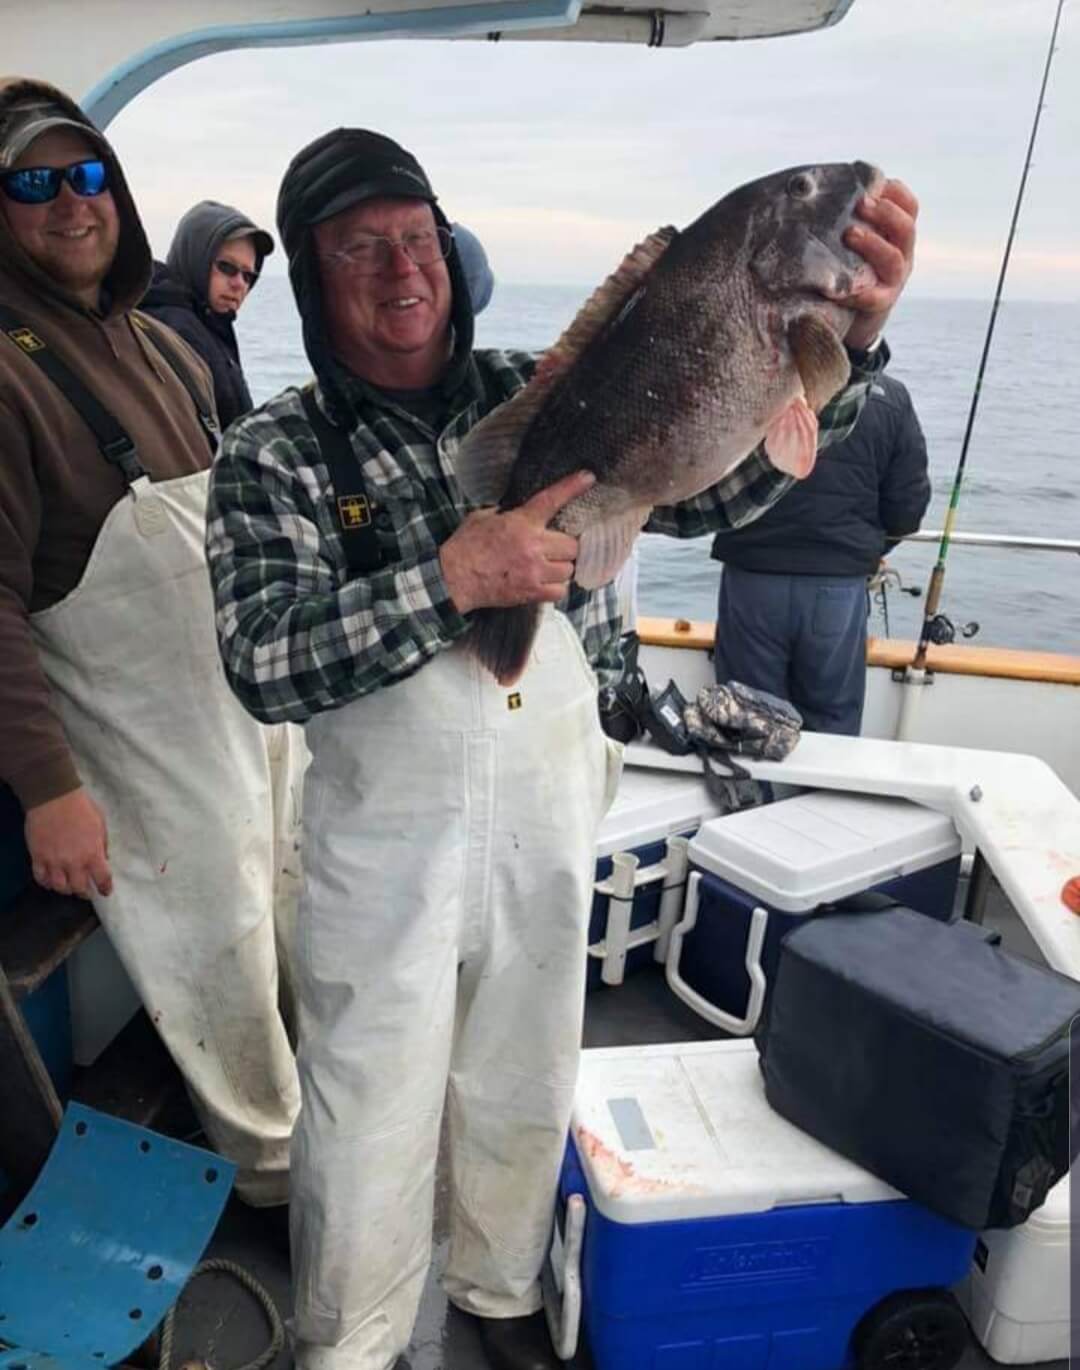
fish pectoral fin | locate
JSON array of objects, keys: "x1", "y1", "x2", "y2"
[
  {"x1": 787, "y1": 313, "x2": 851, "y2": 412},
  {"x1": 574, "y1": 506, "x2": 651, "y2": 591},
  {"x1": 764, "y1": 395, "x2": 819, "y2": 479},
  {"x1": 535, "y1": 225, "x2": 678, "y2": 388},
  {"x1": 453, "y1": 392, "x2": 537, "y2": 506}
]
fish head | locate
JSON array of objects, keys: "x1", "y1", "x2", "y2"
[{"x1": 744, "y1": 160, "x2": 884, "y2": 337}]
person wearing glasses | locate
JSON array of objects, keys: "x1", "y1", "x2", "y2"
[
  {"x1": 141, "y1": 201, "x2": 274, "y2": 430},
  {"x1": 205, "y1": 126, "x2": 918, "y2": 1370},
  {"x1": 0, "y1": 78, "x2": 302, "y2": 1212}
]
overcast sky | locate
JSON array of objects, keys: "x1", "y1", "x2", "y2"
[{"x1": 106, "y1": 0, "x2": 1078, "y2": 300}]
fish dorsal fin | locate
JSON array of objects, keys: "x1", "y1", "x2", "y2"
[
  {"x1": 533, "y1": 224, "x2": 677, "y2": 389},
  {"x1": 788, "y1": 312, "x2": 851, "y2": 412},
  {"x1": 454, "y1": 225, "x2": 678, "y2": 509},
  {"x1": 574, "y1": 505, "x2": 652, "y2": 591}
]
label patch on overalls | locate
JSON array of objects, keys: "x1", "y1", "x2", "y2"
[
  {"x1": 7, "y1": 327, "x2": 45, "y2": 353},
  {"x1": 507, "y1": 692, "x2": 523, "y2": 711},
  {"x1": 337, "y1": 493, "x2": 372, "y2": 529}
]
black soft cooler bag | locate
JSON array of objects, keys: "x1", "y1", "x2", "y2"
[{"x1": 757, "y1": 906, "x2": 1080, "y2": 1230}]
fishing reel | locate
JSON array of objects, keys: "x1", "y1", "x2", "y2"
[{"x1": 924, "y1": 613, "x2": 980, "y2": 646}]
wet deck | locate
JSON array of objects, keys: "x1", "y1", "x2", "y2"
[{"x1": 170, "y1": 872, "x2": 1065, "y2": 1370}]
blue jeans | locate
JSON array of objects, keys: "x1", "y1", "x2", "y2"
[{"x1": 714, "y1": 566, "x2": 868, "y2": 736}]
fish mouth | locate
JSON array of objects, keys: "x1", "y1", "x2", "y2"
[{"x1": 799, "y1": 230, "x2": 879, "y2": 304}]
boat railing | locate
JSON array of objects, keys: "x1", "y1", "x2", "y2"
[{"x1": 902, "y1": 530, "x2": 1080, "y2": 555}]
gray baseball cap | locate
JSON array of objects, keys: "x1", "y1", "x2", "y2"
[{"x1": 0, "y1": 102, "x2": 110, "y2": 170}]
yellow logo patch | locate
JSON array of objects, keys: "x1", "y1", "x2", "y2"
[
  {"x1": 8, "y1": 327, "x2": 45, "y2": 353},
  {"x1": 507, "y1": 692, "x2": 523, "y2": 711},
  {"x1": 337, "y1": 494, "x2": 372, "y2": 529}
]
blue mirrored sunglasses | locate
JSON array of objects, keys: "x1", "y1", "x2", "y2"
[{"x1": 0, "y1": 158, "x2": 109, "y2": 206}]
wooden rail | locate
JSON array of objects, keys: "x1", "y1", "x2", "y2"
[{"x1": 636, "y1": 616, "x2": 1080, "y2": 686}]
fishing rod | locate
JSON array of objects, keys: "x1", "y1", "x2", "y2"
[{"x1": 910, "y1": 0, "x2": 1067, "y2": 671}]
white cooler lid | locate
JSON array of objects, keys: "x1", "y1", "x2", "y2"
[
  {"x1": 596, "y1": 763, "x2": 728, "y2": 858},
  {"x1": 688, "y1": 789, "x2": 961, "y2": 912},
  {"x1": 571, "y1": 1039, "x2": 902, "y2": 1224}
]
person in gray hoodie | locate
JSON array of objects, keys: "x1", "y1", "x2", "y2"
[{"x1": 142, "y1": 200, "x2": 273, "y2": 429}]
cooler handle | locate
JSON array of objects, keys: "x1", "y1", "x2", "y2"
[
  {"x1": 665, "y1": 871, "x2": 769, "y2": 1034},
  {"x1": 542, "y1": 1192, "x2": 586, "y2": 1361}
]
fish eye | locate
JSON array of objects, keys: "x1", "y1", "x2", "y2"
[{"x1": 787, "y1": 172, "x2": 815, "y2": 200}]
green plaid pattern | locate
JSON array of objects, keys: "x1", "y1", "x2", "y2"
[{"x1": 206, "y1": 345, "x2": 885, "y2": 723}]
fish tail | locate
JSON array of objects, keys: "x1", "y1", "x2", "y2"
[{"x1": 467, "y1": 604, "x2": 542, "y2": 686}]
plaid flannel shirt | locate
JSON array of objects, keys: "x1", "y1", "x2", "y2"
[{"x1": 206, "y1": 344, "x2": 886, "y2": 724}]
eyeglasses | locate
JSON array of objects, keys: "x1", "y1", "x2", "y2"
[
  {"x1": 320, "y1": 226, "x2": 453, "y2": 275},
  {"x1": 0, "y1": 159, "x2": 109, "y2": 206},
  {"x1": 214, "y1": 259, "x2": 259, "y2": 288}
]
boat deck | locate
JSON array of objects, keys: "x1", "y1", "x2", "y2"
[{"x1": 168, "y1": 872, "x2": 1064, "y2": 1370}]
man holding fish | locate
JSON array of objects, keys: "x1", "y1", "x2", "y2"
[{"x1": 205, "y1": 128, "x2": 917, "y2": 1370}]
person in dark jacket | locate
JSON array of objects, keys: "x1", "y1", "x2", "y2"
[
  {"x1": 141, "y1": 200, "x2": 273, "y2": 429},
  {"x1": 711, "y1": 372, "x2": 931, "y2": 735}
]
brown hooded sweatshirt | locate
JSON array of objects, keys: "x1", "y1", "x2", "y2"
[{"x1": 0, "y1": 77, "x2": 218, "y2": 809}]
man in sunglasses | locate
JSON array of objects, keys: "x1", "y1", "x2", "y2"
[
  {"x1": 205, "y1": 126, "x2": 917, "y2": 1370},
  {"x1": 0, "y1": 78, "x2": 302, "y2": 1211},
  {"x1": 142, "y1": 200, "x2": 274, "y2": 430}
]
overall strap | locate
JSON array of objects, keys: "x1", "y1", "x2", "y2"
[
  {"x1": 299, "y1": 386, "x2": 384, "y2": 575},
  {"x1": 0, "y1": 304, "x2": 146, "y2": 483},
  {"x1": 131, "y1": 313, "x2": 219, "y2": 450}
]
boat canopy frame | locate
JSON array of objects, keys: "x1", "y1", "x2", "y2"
[{"x1": 0, "y1": 0, "x2": 856, "y2": 128}]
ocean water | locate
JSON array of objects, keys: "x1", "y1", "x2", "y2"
[{"x1": 238, "y1": 283, "x2": 1079, "y2": 653}]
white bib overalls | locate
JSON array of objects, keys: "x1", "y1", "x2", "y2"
[
  {"x1": 31, "y1": 469, "x2": 304, "y2": 1204},
  {"x1": 291, "y1": 606, "x2": 622, "y2": 1369}
]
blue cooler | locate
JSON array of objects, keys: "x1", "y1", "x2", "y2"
[
  {"x1": 588, "y1": 765, "x2": 727, "y2": 990},
  {"x1": 667, "y1": 791, "x2": 961, "y2": 1032},
  {"x1": 546, "y1": 1040, "x2": 975, "y2": 1370}
]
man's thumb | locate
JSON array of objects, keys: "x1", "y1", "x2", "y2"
[{"x1": 521, "y1": 469, "x2": 595, "y2": 524}]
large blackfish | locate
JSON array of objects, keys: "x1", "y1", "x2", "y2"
[{"x1": 455, "y1": 160, "x2": 884, "y2": 685}]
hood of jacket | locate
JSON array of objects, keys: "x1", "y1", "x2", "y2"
[
  {"x1": 142, "y1": 259, "x2": 193, "y2": 312},
  {"x1": 0, "y1": 76, "x2": 150, "y2": 316},
  {"x1": 276, "y1": 127, "x2": 475, "y2": 418},
  {"x1": 165, "y1": 199, "x2": 273, "y2": 313}
]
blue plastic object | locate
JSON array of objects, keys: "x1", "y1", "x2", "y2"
[
  {"x1": 0, "y1": 1104, "x2": 235, "y2": 1369},
  {"x1": 558, "y1": 1143, "x2": 976, "y2": 1370}
]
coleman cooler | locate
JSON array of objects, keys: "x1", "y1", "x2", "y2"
[
  {"x1": 757, "y1": 907, "x2": 1080, "y2": 1231},
  {"x1": 667, "y1": 790, "x2": 961, "y2": 1033},
  {"x1": 588, "y1": 765, "x2": 727, "y2": 990},
  {"x1": 544, "y1": 1039, "x2": 974, "y2": 1370}
]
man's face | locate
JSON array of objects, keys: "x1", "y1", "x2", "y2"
[
  {"x1": 0, "y1": 128, "x2": 120, "y2": 305},
  {"x1": 313, "y1": 196, "x2": 452, "y2": 385},
  {"x1": 207, "y1": 234, "x2": 258, "y2": 315}
]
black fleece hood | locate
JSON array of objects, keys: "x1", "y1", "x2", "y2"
[{"x1": 276, "y1": 127, "x2": 475, "y2": 413}]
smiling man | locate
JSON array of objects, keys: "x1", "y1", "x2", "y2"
[
  {"x1": 0, "y1": 77, "x2": 303, "y2": 1211},
  {"x1": 206, "y1": 127, "x2": 917, "y2": 1370}
]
